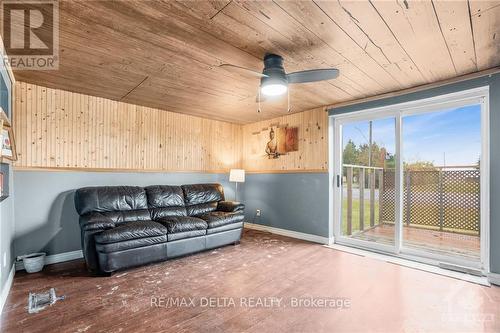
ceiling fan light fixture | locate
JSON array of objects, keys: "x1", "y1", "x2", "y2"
[{"x1": 261, "y1": 83, "x2": 287, "y2": 96}]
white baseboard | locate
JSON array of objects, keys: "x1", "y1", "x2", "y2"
[
  {"x1": 15, "y1": 250, "x2": 83, "y2": 271},
  {"x1": 244, "y1": 222, "x2": 332, "y2": 245},
  {"x1": 488, "y1": 273, "x2": 500, "y2": 286},
  {"x1": 0, "y1": 263, "x2": 15, "y2": 313}
]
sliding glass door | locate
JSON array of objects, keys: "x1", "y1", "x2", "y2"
[
  {"x1": 332, "y1": 88, "x2": 489, "y2": 272},
  {"x1": 401, "y1": 105, "x2": 482, "y2": 262},
  {"x1": 338, "y1": 117, "x2": 397, "y2": 249}
]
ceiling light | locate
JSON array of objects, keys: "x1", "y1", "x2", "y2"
[{"x1": 261, "y1": 83, "x2": 287, "y2": 96}]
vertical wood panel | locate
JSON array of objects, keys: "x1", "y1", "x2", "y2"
[
  {"x1": 14, "y1": 82, "x2": 242, "y2": 172},
  {"x1": 370, "y1": 170, "x2": 376, "y2": 227},
  {"x1": 378, "y1": 170, "x2": 384, "y2": 224},
  {"x1": 359, "y1": 168, "x2": 365, "y2": 231},
  {"x1": 347, "y1": 166, "x2": 353, "y2": 236}
]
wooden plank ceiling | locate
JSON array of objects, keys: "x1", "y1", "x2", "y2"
[{"x1": 11, "y1": 0, "x2": 500, "y2": 124}]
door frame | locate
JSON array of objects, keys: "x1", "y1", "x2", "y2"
[{"x1": 329, "y1": 86, "x2": 490, "y2": 274}]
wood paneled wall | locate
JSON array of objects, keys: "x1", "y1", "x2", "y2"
[
  {"x1": 13, "y1": 81, "x2": 327, "y2": 173},
  {"x1": 13, "y1": 82, "x2": 242, "y2": 172},
  {"x1": 241, "y1": 107, "x2": 328, "y2": 173}
]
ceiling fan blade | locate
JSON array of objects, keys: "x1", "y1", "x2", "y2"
[
  {"x1": 219, "y1": 64, "x2": 268, "y2": 78},
  {"x1": 286, "y1": 68, "x2": 339, "y2": 84}
]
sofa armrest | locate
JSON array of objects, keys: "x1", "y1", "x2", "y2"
[
  {"x1": 217, "y1": 201, "x2": 245, "y2": 213},
  {"x1": 79, "y1": 212, "x2": 115, "y2": 231}
]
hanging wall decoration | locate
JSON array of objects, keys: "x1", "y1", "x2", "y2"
[{"x1": 265, "y1": 126, "x2": 299, "y2": 159}]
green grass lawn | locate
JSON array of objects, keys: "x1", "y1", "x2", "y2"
[{"x1": 341, "y1": 198, "x2": 379, "y2": 235}]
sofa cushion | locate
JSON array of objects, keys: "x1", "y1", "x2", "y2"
[
  {"x1": 79, "y1": 212, "x2": 115, "y2": 231},
  {"x1": 145, "y1": 185, "x2": 187, "y2": 220},
  {"x1": 206, "y1": 222, "x2": 244, "y2": 235},
  {"x1": 182, "y1": 184, "x2": 224, "y2": 216},
  {"x1": 198, "y1": 211, "x2": 245, "y2": 229},
  {"x1": 186, "y1": 202, "x2": 219, "y2": 216},
  {"x1": 75, "y1": 186, "x2": 148, "y2": 215},
  {"x1": 100, "y1": 209, "x2": 151, "y2": 224},
  {"x1": 96, "y1": 235, "x2": 168, "y2": 253},
  {"x1": 168, "y1": 230, "x2": 206, "y2": 241},
  {"x1": 182, "y1": 184, "x2": 224, "y2": 205},
  {"x1": 217, "y1": 201, "x2": 245, "y2": 213},
  {"x1": 157, "y1": 216, "x2": 208, "y2": 233},
  {"x1": 94, "y1": 221, "x2": 168, "y2": 244}
]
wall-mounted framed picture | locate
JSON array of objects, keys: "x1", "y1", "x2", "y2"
[
  {"x1": 1, "y1": 125, "x2": 16, "y2": 161},
  {"x1": 265, "y1": 126, "x2": 299, "y2": 159}
]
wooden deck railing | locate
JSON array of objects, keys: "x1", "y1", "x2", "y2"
[
  {"x1": 343, "y1": 164, "x2": 480, "y2": 236},
  {"x1": 343, "y1": 164, "x2": 384, "y2": 236}
]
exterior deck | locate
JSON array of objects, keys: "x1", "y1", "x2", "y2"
[{"x1": 350, "y1": 223, "x2": 480, "y2": 260}]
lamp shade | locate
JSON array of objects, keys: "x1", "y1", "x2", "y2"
[{"x1": 229, "y1": 169, "x2": 245, "y2": 183}]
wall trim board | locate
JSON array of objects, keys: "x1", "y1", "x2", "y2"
[
  {"x1": 246, "y1": 169, "x2": 328, "y2": 174},
  {"x1": 244, "y1": 222, "x2": 333, "y2": 245},
  {"x1": 0, "y1": 263, "x2": 15, "y2": 314},
  {"x1": 13, "y1": 166, "x2": 232, "y2": 174},
  {"x1": 328, "y1": 67, "x2": 500, "y2": 111},
  {"x1": 487, "y1": 273, "x2": 500, "y2": 286},
  {"x1": 15, "y1": 250, "x2": 83, "y2": 272}
]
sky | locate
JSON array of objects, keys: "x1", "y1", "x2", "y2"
[{"x1": 342, "y1": 104, "x2": 481, "y2": 166}]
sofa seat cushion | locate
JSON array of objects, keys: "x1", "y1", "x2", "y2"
[
  {"x1": 157, "y1": 216, "x2": 208, "y2": 234},
  {"x1": 199, "y1": 211, "x2": 245, "y2": 229},
  {"x1": 96, "y1": 235, "x2": 168, "y2": 253},
  {"x1": 168, "y1": 230, "x2": 206, "y2": 241},
  {"x1": 207, "y1": 222, "x2": 244, "y2": 235},
  {"x1": 94, "y1": 221, "x2": 168, "y2": 244}
]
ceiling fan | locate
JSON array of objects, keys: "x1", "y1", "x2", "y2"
[{"x1": 220, "y1": 53, "x2": 339, "y2": 112}]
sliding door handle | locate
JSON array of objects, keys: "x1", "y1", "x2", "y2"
[{"x1": 337, "y1": 175, "x2": 340, "y2": 188}]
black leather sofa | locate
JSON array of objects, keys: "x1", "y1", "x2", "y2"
[{"x1": 74, "y1": 183, "x2": 244, "y2": 274}]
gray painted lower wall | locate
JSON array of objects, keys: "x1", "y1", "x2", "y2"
[
  {"x1": 13, "y1": 170, "x2": 236, "y2": 258},
  {"x1": 241, "y1": 173, "x2": 329, "y2": 238}
]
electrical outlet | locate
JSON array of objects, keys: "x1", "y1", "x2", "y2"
[{"x1": 256, "y1": 209, "x2": 261, "y2": 217}]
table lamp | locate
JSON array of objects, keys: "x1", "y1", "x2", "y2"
[{"x1": 229, "y1": 169, "x2": 245, "y2": 201}]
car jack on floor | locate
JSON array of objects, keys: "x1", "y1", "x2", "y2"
[{"x1": 28, "y1": 288, "x2": 65, "y2": 314}]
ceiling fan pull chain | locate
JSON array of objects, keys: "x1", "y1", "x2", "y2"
[
  {"x1": 257, "y1": 88, "x2": 262, "y2": 113},
  {"x1": 287, "y1": 87, "x2": 291, "y2": 113}
]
